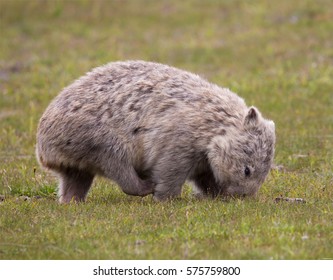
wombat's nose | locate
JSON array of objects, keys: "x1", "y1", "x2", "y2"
[{"x1": 225, "y1": 184, "x2": 256, "y2": 198}]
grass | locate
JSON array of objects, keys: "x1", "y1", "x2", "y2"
[{"x1": 0, "y1": 0, "x2": 332, "y2": 259}]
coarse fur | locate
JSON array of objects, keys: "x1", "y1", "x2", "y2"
[{"x1": 36, "y1": 60, "x2": 276, "y2": 203}]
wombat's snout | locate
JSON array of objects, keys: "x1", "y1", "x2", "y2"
[{"x1": 224, "y1": 184, "x2": 259, "y2": 198}]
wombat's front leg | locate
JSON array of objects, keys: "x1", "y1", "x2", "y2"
[
  {"x1": 58, "y1": 168, "x2": 94, "y2": 203},
  {"x1": 152, "y1": 160, "x2": 190, "y2": 201},
  {"x1": 153, "y1": 182, "x2": 183, "y2": 201},
  {"x1": 190, "y1": 169, "x2": 223, "y2": 198}
]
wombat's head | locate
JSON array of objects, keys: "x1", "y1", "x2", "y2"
[{"x1": 208, "y1": 107, "x2": 275, "y2": 197}]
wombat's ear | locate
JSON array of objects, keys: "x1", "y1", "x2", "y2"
[{"x1": 244, "y1": 106, "x2": 261, "y2": 128}]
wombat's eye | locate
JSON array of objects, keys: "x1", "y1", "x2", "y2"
[{"x1": 244, "y1": 166, "x2": 251, "y2": 177}]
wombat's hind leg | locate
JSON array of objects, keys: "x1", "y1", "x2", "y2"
[
  {"x1": 103, "y1": 163, "x2": 154, "y2": 197},
  {"x1": 121, "y1": 176, "x2": 154, "y2": 197},
  {"x1": 58, "y1": 168, "x2": 94, "y2": 203}
]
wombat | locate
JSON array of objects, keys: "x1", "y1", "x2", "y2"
[{"x1": 36, "y1": 60, "x2": 275, "y2": 203}]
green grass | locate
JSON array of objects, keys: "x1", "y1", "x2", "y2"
[{"x1": 0, "y1": 0, "x2": 332, "y2": 259}]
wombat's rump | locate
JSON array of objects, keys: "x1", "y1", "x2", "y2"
[{"x1": 36, "y1": 61, "x2": 275, "y2": 203}]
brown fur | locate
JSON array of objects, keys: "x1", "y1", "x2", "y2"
[{"x1": 36, "y1": 61, "x2": 275, "y2": 203}]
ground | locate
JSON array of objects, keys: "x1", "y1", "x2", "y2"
[{"x1": 0, "y1": 0, "x2": 332, "y2": 259}]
